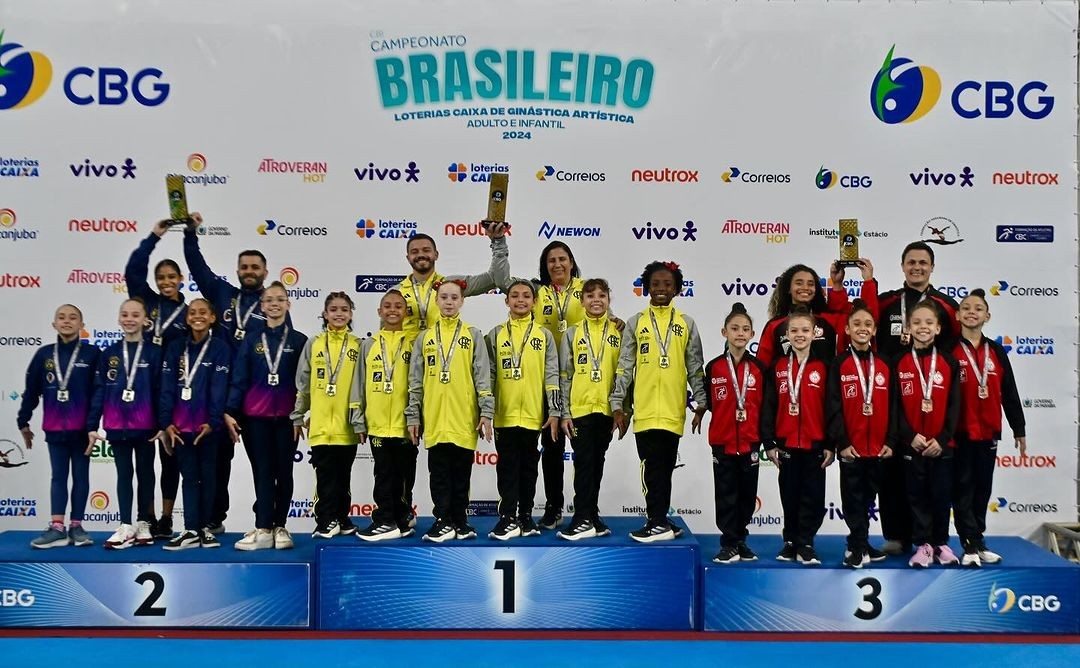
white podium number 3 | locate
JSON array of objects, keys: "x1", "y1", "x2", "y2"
[
  {"x1": 854, "y1": 577, "x2": 882, "y2": 620},
  {"x1": 493, "y1": 560, "x2": 516, "y2": 613},
  {"x1": 134, "y1": 571, "x2": 167, "y2": 617}
]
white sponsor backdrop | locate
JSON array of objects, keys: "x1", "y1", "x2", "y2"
[{"x1": 0, "y1": 0, "x2": 1075, "y2": 536}]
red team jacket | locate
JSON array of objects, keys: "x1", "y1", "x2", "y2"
[
  {"x1": 761, "y1": 354, "x2": 830, "y2": 450},
  {"x1": 891, "y1": 346, "x2": 961, "y2": 449},
  {"x1": 704, "y1": 352, "x2": 768, "y2": 455},
  {"x1": 952, "y1": 337, "x2": 1026, "y2": 442},
  {"x1": 826, "y1": 348, "x2": 893, "y2": 457}
]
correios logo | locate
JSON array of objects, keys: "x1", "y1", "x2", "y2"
[
  {"x1": 872, "y1": 44, "x2": 1053, "y2": 123},
  {"x1": 989, "y1": 497, "x2": 1058, "y2": 513},
  {"x1": 721, "y1": 166, "x2": 791, "y2": 184},
  {"x1": 989, "y1": 584, "x2": 1061, "y2": 613},
  {"x1": 535, "y1": 165, "x2": 606, "y2": 182},
  {"x1": 989, "y1": 281, "x2": 1059, "y2": 298},
  {"x1": 257, "y1": 220, "x2": 328, "y2": 237},
  {"x1": 0, "y1": 29, "x2": 53, "y2": 110}
]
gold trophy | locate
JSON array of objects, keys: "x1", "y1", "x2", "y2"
[
  {"x1": 484, "y1": 173, "x2": 508, "y2": 228},
  {"x1": 166, "y1": 175, "x2": 192, "y2": 226},
  {"x1": 837, "y1": 218, "x2": 861, "y2": 267}
]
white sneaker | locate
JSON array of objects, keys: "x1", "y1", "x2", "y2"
[
  {"x1": 978, "y1": 546, "x2": 1003, "y2": 564},
  {"x1": 134, "y1": 520, "x2": 154, "y2": 546},
  {"x1": 104, "y1": 524, "x2": 136, "y2": 550},
  {"x1": 274, "y1": 527, "x2": 294, "y2": 550},
  {"x1": 234, "y1": 528, "x2": 274, "y2": 551},
  {"x1": 961, "y1": 551, "x2": 982, "y2": 567}
]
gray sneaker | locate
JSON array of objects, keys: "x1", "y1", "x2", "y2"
[
  {"x1": 69, "y1": 524, "x2": 93, "y2": 547},
  {"x1": 30, "y1": 525, "x2": 71, "y2": 549}
]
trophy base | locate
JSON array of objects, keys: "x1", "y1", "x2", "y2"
[{"x1": 836, "y1": 259, "x2": 862, "y2": 268}]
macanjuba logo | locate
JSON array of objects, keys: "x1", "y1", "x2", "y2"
[
  {"x1": 84, "y1": 490, "x2": 121, "y2": 523},
  {"x1": 0, "y1": 29, "x2": 53, "y2": 110},
  {"x1": 0, "y1": 208, "x2": 39, "y2": 243},
  {"x1": 872, "y1": 44, "x2": 1053, "y2": 123}
]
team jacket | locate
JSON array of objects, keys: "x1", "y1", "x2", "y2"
[
  {"x1": 125, "y1": 232, "x2": 188, "y2": 347},
  {"x1": 486, "y1": 316, "x2": 561, "y2": 430},
  {"x1": 395, "y1": 236, "x2": 509, "y2": 336},
  {"x1": 405, "y1": 315, "x2": 494, "y2": 450},
  {"x1": 87, "y1": 340, "x2": 162, "y2": 441},
  {"x1": 183, "y1": 231, "x2": 291, "y2": 347},
  {"x1": 877, "y1": 284, "x2": 960, "y2": 362},
  {"x1": 609, "y1": 303, "x2": 707, "y2": 436},
  {"x1": 290, "y1": 328, "x2": 361, "y2": 446},
  {"x1": 890, "y1": 346, "x2": 961, "y2": 449},
  {"x1": 757, "y1": 279, "x2": 879, "y2": 368},
  {"x1": 226, "y1": 323, "x2": 308, "y2": 419},
  {"x1": 18, "y1": 338, "x2": 100, "y2": 438},
  {"x1": 826, "y1": 348, "x2": 893, "y2": 457},
  {"x1": 761, "y1": 353, "x2": 831, "y2": 451},
  {"x1": 952, "y1": 336, "x2": 1026, "y2": 441},
  {"x1": 559, "y1": 315, "x2": 622, "y2": 419},
  {"x1": 532, "y1": 277, "x2": 586, "y2": 348},
  {"x1": 350, "y1": 329, "x2": 417, "y2": 439},
  {"x1": 703, "y1": 351, "x2": 768, "y2": 455},
  {"x1": 159, "y1": 334, "x2": 231, "y2": 433}
]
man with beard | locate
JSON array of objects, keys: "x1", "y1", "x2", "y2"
[
  {"x1": 396, "y1": 223, "x2": 510, "y2": 336},
  {"x1": 182, "y1": 216, "x2": 293, "y2": 535}
]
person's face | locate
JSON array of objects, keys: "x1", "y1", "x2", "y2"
[
  {"x1": 237, "y1": 254, "x2": 268, "y2": 289},
  {"x1": 436, "y1": 284, "x2": 464, "y2": 317},
  {"x1": 909, "y1": 306, "x2": 941, "y2": 346},
  {"x1": 406, "y1": 239, "x2": 439, "y2": 274},
  {"x1": 53, "y1": 305, "x2": 83, "y2": 338},
  {"x1": 118, "y1": 301, "x2": 146, "y2": 335},
  {"x1": 787, "y1": 316, "x2": 814, "y2": 352},
  {"x1": 155, "y1": 265, "x2": 182, "y2": 299},
  {"x1": 378, "y1": 293, "x2": 407, "y2": 327},
  {"x1": 582, "y1": 288, "x2": 609, "y2": 317},
  {"x1": 506, "y1": 284, "x2": 535, "y2": 317},
  {"x1": 902, "y1": 250, "x2": 934, "y2": 289},
  {"x1": 789, "y1": 271, "x2": 817, "y2": 305},
  {"x1": 323, "y1": 298, "x2": 353, "y2": 330},
  {"x1": 846, "y1": 311, "x2": 876, "y2": 347},
  {"x1": 723, "y1": 315, "x2": 754, "y2": 350},
  {"x1": 648, "y1": 269, "x2": 676, "y2": 306},
  {"x1": 260, "y1": 288, "x2": 290, "y2": 321},
  {"x1": 958, "y1": 297, "x2": 990, "y2": 330},
  {"x1": 545, "y1": 248, "x2": 573, "y2": 284},
  {"x1": 186, "y1": 300, "x2": 216, "y2": 334}
]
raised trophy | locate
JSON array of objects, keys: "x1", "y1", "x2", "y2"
[{"x1": 837, "y1": 218, "x2": 861, "y2": 267}]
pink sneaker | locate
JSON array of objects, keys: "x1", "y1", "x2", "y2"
[
  {"x1": 908, "y1": 543, "x2": 934, "y2": 568},
  {"x1": 935, "y1": 544, "x2": 959, "y2": 565}
]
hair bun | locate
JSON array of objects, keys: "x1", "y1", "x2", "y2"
[
  {"x1": 851, "y1": 298, "x2": 867, "y2": 310},
  {"x1": 731, "y1": 302, "x2": 747, "y2": 314},
  {"x1": 970, "y1": 288, "x2": 986, "y2": 298}
]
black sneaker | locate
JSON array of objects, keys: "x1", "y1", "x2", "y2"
[
  {"x1": 668, "y1": 521, "x2": 684, "y2": 539},
  {"x1": 592, "y1": 515, "x2": 611, "y2": 537},
  {"x1": 489, "y1": 517, "x2": 521, "y2": 541},
  {"x1": 539, "y1": 507, "x2": 563, "y2": 530},
  {"x1": 163, "y1": 529, "x2": 200, "y2": 551},
  {"x1": 402, "y1": 511, "x2": 417, "y2": 529},
  {"x1": 153, "y1": 515, "x2": 174, "y2": 539},
  {"x1": 776, "y1": 541, "x2": 797, "y2": 561},
  {"x1": 338, "y1": 518, "x2": 358, "y2": 536},
  {"x1": 519, "y1": 517, "x2": 541, "y2": 537},
  {"x1": 866, "y1": 545, "x2": 888, "y2": 562},
  {"x1": 736, "y1": 542, "x2": 758, "y2": 561},
  {"x1": 712, "y1": 545, "x2": 741, "y2": 564},
  {"x1": 423, "y1": 519, "x2": 456, "y2": 543},
  {"x1": 200, "y1": 529, "x2": 220, "y2": 548},
  {"x1": 357, "y1": 522, "x2": 402, "y2": 542},
  {"x1": 797, "y1": 545, "x2": 821, "y2": 565},
  {"x1": 630, "y1": 520, "x2": 674, "y2": 543},
  {"x1": 843, "y1": 549, "x2": 867, "y2": 569},
  {"x1": 398, "y1": 525, "x2": 416, "y2": 539},
  {"x1": 454, "y1": 522, "x2": 477, "y2": 540},
  {"x1": 557, "y1": 518, "x2": 596, "y2": 541},
  {"x1": 312, "y1": 519, "x2": 341, "y2": 539},
  {"x1": 205, "y1": 522, "x2": 225, "y2": 536}
]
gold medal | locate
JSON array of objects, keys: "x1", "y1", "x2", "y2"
[
  {"x1": 921, "y1": 398, "x2": 933, "y2": 413},
  {"x1": 558, "y1": 319, "x2": 567, "y2": 333},
  {"x1": 659, "y1": 355, "x2": 670, "y2": 369},
  {"x1": 152, "y1": 336, "x2": 163, "y2": 346},
  {"x1": 862, "y1": 402, "x2": 873, "y2": 416},
  {"x1": 267, "y1": 373, "x2": 280, "y2": 386},
  {"x1": 181, "y1": 387, "x2": 192, "y2": 401},
  {"x1": 900, "y1": 331, "x2": 911, "y2": 346},
  {"x1": 511, "y1": 368, "x2": 522, "y2": 380},
  {"x1": 978, "y1": 386, "x2": 989, "y2": 399},
  {"x1": 788, "y1": 403, "x2": 799, "y2": 416},
  {"x1": 122, "y1": 389, "x2": 136, "y2": 403},
  {"x1": 234, "y1": 329, "x2": 246, "y2": 341},
  {"x1": 439, "y1": 371, "x2": 451, "y2": 384},
  {"x1": 735, "y1": 408, "x2": 747, "y2": 422},
  {"x1": 325, "y1": 383, "x2": 337, "y2": 397},
  {"x1": 590, "y1": 369, "x2": 602, "y2": 383},
  {"x1": 383, "y1": 381, "x2": 394, "y2": 394},
  {"x1": 57, "y1": 390, "x2": 70, "y2": 403}
]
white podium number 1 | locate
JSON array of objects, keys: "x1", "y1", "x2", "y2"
[
  {"x1": 854, "y1": 577, "x2": 882, "y2": 620},
  {"x1": 134, "y1": 571, "x2": 167, "y2": 617},
  {"x1": 493, "y1": 560, "x2": 516, "y2": 613}
]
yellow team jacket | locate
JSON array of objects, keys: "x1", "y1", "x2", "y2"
[
  {"x1": 405, "y1": 315, "x2": 494, "y2": 449},
  {"x1": 350, "y1": 329, "x2": 416, "y2": 439},
  {"x1": 532, "y1": 277, "x2": 586, "y2": 348},
  {"x1": 486, "y1": 316, "x2": 561, "y2": 430},
  {"x1": 291, "y1": 328, "x2": 362, "y2": 446},
  {"x1": 560, "y1": 315, "x2": 622, "y2": 419}
]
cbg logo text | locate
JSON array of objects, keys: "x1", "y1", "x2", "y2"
[
  {"x1": 989, "y1": 584, "x2": 1060, "y2": 613},
  {"x1": 871, "y1": 44, "x2": 1052, "y2": 123}
]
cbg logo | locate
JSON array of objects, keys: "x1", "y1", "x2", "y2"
[
  {"x1": 989, "y1": 583, "x2": 1060, "y2": 613},
  {"x1": 0, "y1": 29, "x2": 53, "y2": 110},
  {"x1": 872, "y1": 44, "x2": 1053, "y2": 123},
  {"x1": 816, "y1": 167, "x2": 872, "y2": 190}
]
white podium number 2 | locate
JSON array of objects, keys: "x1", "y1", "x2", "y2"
[
  {"x1": 854, "y1": 577, "x2": 882, "y2": 620},
  {"x1": 134, "y1": 571, "x2": 167, "y2": 617},
  {"x1": 493, "y1": 560, "x2": 516, "y2": 613}
]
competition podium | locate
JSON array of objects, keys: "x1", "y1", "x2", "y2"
[
  {"x1": 317, "y1": 516, "x2": 700, "y2": 630},
  {"x1": 700, "y1": 534, "x2": 1080, "y2": 634}
]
